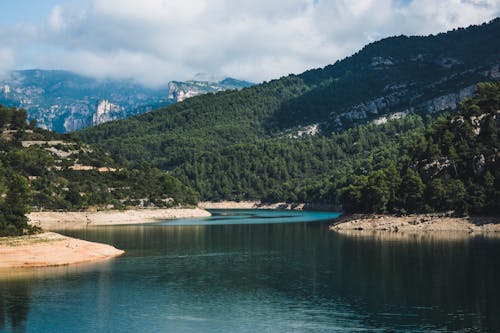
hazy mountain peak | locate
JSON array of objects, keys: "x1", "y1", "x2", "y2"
[
  {"x1": 192, "y1": 73, "x2": 222, "y2": 82},
  {"x1": 0, "y1": 70, "x2": 254, "y2": 132}
]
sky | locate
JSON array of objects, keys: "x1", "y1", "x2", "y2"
[{"x1": 0, "y1": 0, "x2": 498, "y2": 85}]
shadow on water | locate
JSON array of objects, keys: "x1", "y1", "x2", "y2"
[
  {"x1": 0, "y1": 282, "x2": 30, "y2": 333},
  {"x1": 0, "y1": 261, "x2": 116, "y2": 333}
]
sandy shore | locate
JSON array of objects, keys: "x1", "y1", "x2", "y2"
[
  {"x1": 28, "y1": 207, "x2": 211, "y2": 230},
  {"x1": 199, "y1": 201, "x2": 306, "y2": 210},
  {"x1": 330, "y1": 214, "x2": 500, "y2": 234},
  {"x1": 0, "y1": 232, "x2": 124, "y2": 268}
]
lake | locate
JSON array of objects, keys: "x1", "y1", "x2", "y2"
[{"x1": 1, "y1": 209, "x2": 499, "y2": 332}]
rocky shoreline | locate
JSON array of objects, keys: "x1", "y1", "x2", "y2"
[
  {"x1": 330, "y1": 213, "x2": 500, "y2": 234},
  {"x1": 199, "y1": 201, "x2": 334, "y2": 210},
  {"x1": 28, "y1": 207, "x2": 211, "y2": 230},
  {"x1": 0, "y1": 208, "x2": 212, "y2": 269}
]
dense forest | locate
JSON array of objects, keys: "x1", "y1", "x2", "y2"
[
  {"x1": 0, "y1": 105, "x2": 198, "y2": 236},
  {"x1": 341, "y1": 82, "x2": 499, "y2": 215},
  {"x1": 170, "y1": 114, "x2": 428, "y2": 204},
  {"x1": 78, "y1": 19, "x2": 499, "y2": 205},
  {"x1": 79, "y1": 19, "x2": 498, "y2": 152}
]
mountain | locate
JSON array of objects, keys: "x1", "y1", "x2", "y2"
[
  {"x1": 0, "y1": 70, "x2": 253, "y2": 132},
  {"x1": 340, "y1": 82, "x2": 499, "y2": 215},
  {"x1": 167, "y1": 78, "x2": 253, "y2": 102},
  {"x1": 78, "y1": 19, "x2": 499, "y2": 203},
  {"x1": 0, "y1": 104, "x2": 199, "y2": 235}
]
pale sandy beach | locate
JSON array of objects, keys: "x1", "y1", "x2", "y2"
[
  {"x1": 0, "y1": 208, "x2": 210, "y2": 269},
  {"x1": 330, "y1": 214, "x2": 500, "y2": 234},
  {"x1": 0, "y1": 232, "x2": 124, "y2": 268},
  {"x1": 28, "y1": 207, "x2": 211, "y2": 230}
]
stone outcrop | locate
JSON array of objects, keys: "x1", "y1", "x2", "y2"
[
  {"x1": 92, "y1": 100, "x2": 124, "y2": 126},
  {"x1": 0, "y1": 70, "x2": 252, "y2": 132},
  {"x1": 167, "y1": 78, "x2": 253, "y2": 102},
  {"x1": 420, "y1": 157, "x2": 453, "y2": 179},
  {"x1": 423, "y1": 85, "x2": 476, "y2": 113},
  {"x1": 331, "y1": 84, "x2": 478, "y2": 129}
]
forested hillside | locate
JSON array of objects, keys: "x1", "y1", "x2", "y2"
[
  {"x1": 172, "y1": 115, "x2": 428, "y2": 204},
  {"x1": 0, "y1": 105, "x2": 198, "y2": 236},
  {"x1": 78, "y1": 19, "x2": 499, "y2": 204},
  {"x1": 341, "y1": 82, "x2": 499, "y2": 215}
]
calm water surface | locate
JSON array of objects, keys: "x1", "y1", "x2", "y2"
[{"x1": 1, "y1": 209, "x2": 499, "y2": 332}]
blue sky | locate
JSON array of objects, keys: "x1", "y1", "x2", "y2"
[
  {"x1": 0, "y1": 1, "x2": 63, "y2": 25},
  {"x1": 0, "y1": 0, "x2": 498, "y2": 85}
]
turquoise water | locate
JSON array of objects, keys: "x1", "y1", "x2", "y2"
[{"x1": 1, "y1": 210, "x2": 499, "y2": 332}]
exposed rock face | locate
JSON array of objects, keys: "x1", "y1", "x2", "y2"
[
  {"x1": 470, "y1": 113, "x2": 488, "y2": 135},
  {"x1": 423, "y1": 85, "x2": 476, "y2": 113},
  {"x1": 167, "y1": 78, "x2": 253, "y2": 102},
  {"x1": 92, "y1": 100, "x2": 124, "y2": 126},
  {"x1": 286, "y1": 124, "x2": 320, "y2": 138},
  {"x1": 0, "y1": 70, "x2": 170, "y2": 132},
  {"x1": 0, "y1": 70, "x2": 253, "y2": 132},
  {"x1": 64, "y1": 116, "x2": 91, "y2": 133},
  {"x1": 167, "y1": 82, "x2": 199, "y2": 102},
  {"x1": 332, "y1": 91, "x2": 403, "y2": 126},
  {"x1": 372, "y1": 111, "x2": 409, "y2": 125},
  {"x1": 420, "y1": 157, "x2": 453, "y2": 180},
  {"x1": 370, "y1": 56, "x2": 395, "y2": 68},
  {"x1": 331, "y1": 84, "x2": 478, "y2": 129},
  {"x1": 2, "y1": 84, "x2": 10, "y2": 96}
]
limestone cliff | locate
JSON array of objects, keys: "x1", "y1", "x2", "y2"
[
  {"x1": 167, "y1": 78, "x2": 253, "y2": 102},
  {"x1": 92, "y1": 100, "x2": 124, "y2": 126}
]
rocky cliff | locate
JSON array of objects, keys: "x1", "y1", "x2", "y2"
[
  {"x1": 0, "y1": 70, "x2": 253, "y2": 132},
  {"x1": 92, "y1": 100, "x2": 124, "y2": 126},
  {"x1": 167, "y1": 78, "x2": 253, "y2": 102}
]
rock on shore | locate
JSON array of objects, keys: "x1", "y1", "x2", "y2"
[
  {"x1": 199, "y1": 201, "x2": 307, "y2": 210},
  {"x1": 330, "y1": 214, "x2": 500, "y2": 233}
]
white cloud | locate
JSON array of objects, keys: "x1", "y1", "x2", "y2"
[
  {"x1": 48, "y1": 5, "x2": 66, "y2": 31},
  {"x1": 0, "y1": 47, "x2": 15, "y2": 77},
  {"x1": 2, "y1": 0, "x2": 499, "y2": 85}
]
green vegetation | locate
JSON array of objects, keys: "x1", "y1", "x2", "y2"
[
  {"x1": 0, "y1": 20, "x2": 495, "y2": 236},
  {"x1": 340, "y1": 83, "x2": 499, "y2": 215},
  {"x1": 0, "y1": 105, "x2": 198, "y2": 236},
  {"x1": 78, "y1": 19, "x2": 499, "y2": 207},
  {"x1": 171, "y1": 115, "x2": 428, "y2": 204}
]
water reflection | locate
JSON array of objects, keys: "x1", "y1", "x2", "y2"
[
  {"x1": 0, "y1": 261, "x2": 114, "y2": 282},
  {"x1": 0, "y1": 261, "x2": 115, "y2": 333},
  {"x1": 0, "y1": 282, "x2": 30, "y2": 333},
  {"x1": 1, "y1": 210, "x2": 499, "y2": 332},
  {"x1": 334, "y1": 229, "x2": 500, "y2": 242}
]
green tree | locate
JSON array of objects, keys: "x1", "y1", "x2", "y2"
[
  {"x1": 3, "y1": 174, "x2": 30, "y2": 234},
  {"x1": 398, "y1": 169, "x2": 424, "y2": 213}
]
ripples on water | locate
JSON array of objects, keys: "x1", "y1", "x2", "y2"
[{"x1": 1, "y1": 210, "x2": 499, "y2": 332}]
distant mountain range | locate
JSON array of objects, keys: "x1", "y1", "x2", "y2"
[{"x1": 0, "y1": 70, "x2": 253, "y2": 132}]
